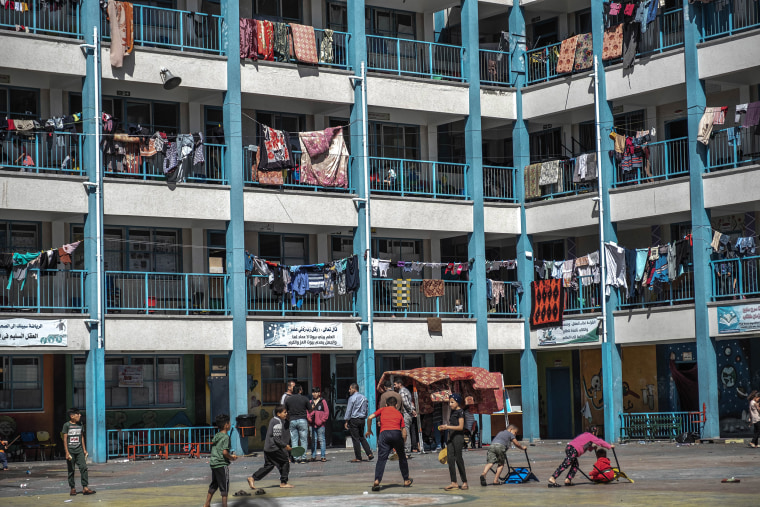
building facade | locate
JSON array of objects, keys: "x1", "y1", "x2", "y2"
[{"x1": 1, "y1": 0, "x2": 759, "y2": 462}]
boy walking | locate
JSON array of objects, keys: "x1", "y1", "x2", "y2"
[
  {"x1": 248, "y1": 405, "x2": 294, "y2": 490},
  {"x1": 203, "y1": 414, "x2": 237, "y2": 507},
  {"x1": 62, "y1": 408, "x2": 95, "y2": 496},
  {"x1": 480, "y1": 424, "x2": 526, "y2": 486}
]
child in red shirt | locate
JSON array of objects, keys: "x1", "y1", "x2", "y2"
[{"x1": 589, "y1": 448, "x2": 615, "y2": 483}]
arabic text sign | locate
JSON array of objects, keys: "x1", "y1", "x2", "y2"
[
  {"x1": 0, "y1": 318, "x2": 68, "y2": 346},
  {"x1": 119, "y1": 365, "x2": 144, "y2": 387},
  {"x1": 718, "y1": 304, "x2": 760, "y2": 334},
  {"x1": 537, "y1": 318, "x2": 600, "y2": 346},
  {"x1": 264, "y1": 321, "x2": 343, "y2": 348}
]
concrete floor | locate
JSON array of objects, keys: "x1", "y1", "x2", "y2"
[{"x1": 2, "y1": 440, "x2": 759, "y2": 506}]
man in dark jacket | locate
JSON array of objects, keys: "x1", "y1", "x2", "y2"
[{"x1": 285, "y1": 385, "x2": 311, "y2": 464}]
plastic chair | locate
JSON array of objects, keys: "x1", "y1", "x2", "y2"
[
  {"x1": 20, "y1": 431, "x2": 40, "y2": 461},
  {"x1": 36, "y1": 431, "x2": 56, "y2": 460}
]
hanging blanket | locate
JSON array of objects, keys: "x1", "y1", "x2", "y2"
[
  {"x1": 255, "y1": 19, "x2": 274, "y2": 61},
  {"x1": 603, "y1": 24, "x2": 623, "y2": 61},
  {"x1": 538, "y1": 160, "x2": 560, "y2": 186},
  {"x1": 250, "y1": 148, "x2": 285, "y2": 186},
  {"x1": 421, "y1": 279, "x2": 445, "y2": 298},
  {"x1": 320, "y1": 28, "x2": 334, "y2": 64},
  {"x1": 555, "y1": 35, "x2": 579, "y2": 74},
  {"x1": 573, "y1": 33, "x2": 593, "y2": 71},
  {"x1": 524, "y1": 163, "x2": 542, "y2": 199},
  {"x1": 272, "y1": 22, "x2": 290, "y2": 62},
  {"x1": 299, "y1": 128, "x2": 348, "y2": 188},
  {"x1": 299, "y1": 128, "x2": 335, "y2": 157},
  {"x1": 290, "y1": 23, "x2": 319, "y2": 64},
  {"x1": 529, "y1": 279, "x2": 565, "y2": 330},
  {"x1": 240, "y1": 18, "x2": 257, "y2": 59},
  {"x1": 259, "y1": 125, "x2": 294, "y2": 171},
  {"x1": 107, "y1": 1, "x2": 134, "y2": 68}
]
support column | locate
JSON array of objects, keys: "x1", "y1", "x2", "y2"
[
  {"x1": 81, "y1": 0, "x2": 106, "y2": 463},
  {"x1": 461, "y1": 0, "x2": 490, "y2": 443},
  {"x1": 510, "y1": 4, "x2": 539, "y2": 443},
  {"x1": 348, "y1": 0, "x2": 376, "y2": 448},
  {"x1": 222, "y1": 0, "x2": 248, "y2": 452},
  {"x1": 683, "y1": 0, "x2": 719, "y2": 437},
  {"x1": 591, "y1": 0, "x2": 622, "y2": 444}
]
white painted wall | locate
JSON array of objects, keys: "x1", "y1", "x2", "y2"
[
  {"x1": 614, "y1": 307, "x2": 696, "y2": 344},
  {"x1": 105, "y1": 317, "x2": 233, "y2": 351},
  {"x1": 241, "y1": 63, "x2": 354, "y2": 104},
  {"x1": 0, "y1": 175, "x2": 88, "y2": 214},
  {"x1": 703, "y1": 166, "x2": 760, "y2": 210},
  {"x1": 480, "y1": 88, "x2": 516, "y2": 120},
  {"x1": 522, "y1": 75, "x2": 594, "y2": 120},
  {"x1": 4, "y1": 317, "x2": 91, "y2": 352},
  {"x1": 487, "y1": 321, "x2": 525, "y2": 350},
  {"x1": 366, "y1": 75, "x2": 470, "y2": 116},
  {"x1": 103, "y1": 180, "x2": 230, "y2": 221},
  {"x1": 373, "y1": 319, "x2": 477, "y2": 351},
  {"x1": 246, "y1": 319, "x2": 362, "y2": 351},
  {"x1": 609, "y1": 180, "x2": 691, "y2": 223},
  {"x1": 699, "y1": 31, "x2": 760, "y2": 81},
  {"x1": 484, "y1": 204, "x2": 521, "y2": 235},
  {"x1": 525, "y1": 195, "x2": 598, "y2": 235},
  {"x1": 372, "y1": 198, "x2": 474, "y2": 233},
  {"x1": 605, "y1": 51, "x2": 685, "y2": 101},
  {"x1": 243, "y1": 191, "x2": 358, "y2": 228}
]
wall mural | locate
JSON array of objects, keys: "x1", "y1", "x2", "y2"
[{"x1": 716, "y1": 339, "x2": 752, "y2": 435}]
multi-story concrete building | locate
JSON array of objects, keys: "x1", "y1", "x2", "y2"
[{"x1": 1, "y1": 0, "x2": 759, "y2": 462}]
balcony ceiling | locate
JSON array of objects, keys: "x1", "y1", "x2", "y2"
[{"x1": 366, "y1": 0, "x2": 461, "y2": 14}]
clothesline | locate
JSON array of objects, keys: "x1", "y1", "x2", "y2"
[{"x1": 1, "y1": 241, "x2": 82, "y2": 290}]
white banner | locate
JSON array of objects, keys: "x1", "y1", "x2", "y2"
[
  {"x1": 0, "y1": 318, "x2": 68, "y2": 347},
  {"x1": 537, "y1": 318, "x2": 600, "y2": 346},
  {"x1": 264, "y1": 321, "x2": 343, "y2": 348},
  {"x1": 119, "y1": 365, "x2": 144, "y2": 387}
]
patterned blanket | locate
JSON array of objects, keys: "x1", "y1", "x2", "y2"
[
  {"x1": 530, "y1": 279, "x2": 565, "y2": 330},
  {"x1": 290, "y1": 23, "x2": 319, "y2": 64}
]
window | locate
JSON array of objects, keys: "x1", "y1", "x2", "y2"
[
  {"x1": 205, "y1": 106, "x2": 224, "y2": 143},
  {"x1": 259, "y1": 233, "x2": 308, "y2": 265},
  {"x1": 331, "y1": 236, "x2": 354, "y2": 261},
  {"x1": 369, "y1": 122, "x2": 420, "y2": 160},
  {"x1": 71, "y1": 226, "x2": 182, "y2": 272},
  {"x1": 529, "y1": 128, "x2": 562, "y2": 162},
  {"x1": 92, "y1": 97, "x2": 180, "y2": 134},
  {"x1": 0, "y1": 87, "x2": 40, "y2": 120},
  {"x1": 254, "y1": 0, "x2": 302, "y2": 23},
  {"x1": 371, "y1": 237, "x2": 423, "y2": 279},
  {"x1": 72, "y1": 355, "x2": 183, "y2": 409},
  {"x1": 575, "y1": 9, "x2": 592, "y2": 35},
  {"x1": 0, "y1": 356, "x2": 43, "y2": 411},
  {"x1": 333, "y1": 355, "x2": 356, "y2": 403},
  {"x1": 438, "y1": 122, "x2": 466, "y2": 164},
  {"x1": 326, "y1": 1, "x2": 348, "y2": 31},
  {"x1": 614, "y1": 110, "x2": 646, "y2": 136},
  {"x1": 0, "y1": 221, "x2": 40, "y2": 252},
  {"x1": 208, "y1": 231, "x2": 226, "y2": 274},
  {"x1": 578, "y1": 122, "x2": 596, "y2": 154},
  {"x1": 537, "y1": 240, "x2": 565, "y2": 262},
  {"x1": 256, "y1": 111, "x2": 305, "y2": 153},
  {"x1": 378, "y1": 354, "x2": 423, "y2": 375},
  {"x1": 329, "y1": 117, "x2": 351, "y2": 154},
  {"x1": 531, "y1": 18, "x2": 559, "y2": 47},
  {"x1": 325, "y1": 2, "x2": 416, "y2": 38},
  {"x1": 261, "y1": 355, "x2": 310, "y2": 403}
]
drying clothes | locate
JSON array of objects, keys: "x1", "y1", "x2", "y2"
[
  {"x1": 421, "y1": 279, "x2": 445, "y2": 298},
  {"x1": 556, "y1": 35, "x2": 579, "y2": 74},
  {"x1": 562, "y1": 259, "x2": 575, "y2": 288},
  {"x1": 57, "y1": 241, "x2": 81, "y2": 265},
  {"x1": 163, "y1": 142, "x2": 179, "y2": 174},
  {"x1": 622, "y1": 22, "x2": 639, "y2": 69},
  {"x1": 176, "y1": 134, "x2": 194, "y2": 160},
  {"x1": 259, "y1": 125, "x2": 294, "y2": 171},
  {"x1": 611, "y1": 132, "x2": 626, "y2": 154},
  {"x1": 624, "y1": 3, "x2": 636, "y2": 15},
  {"x1": 529, "y1": 279, "x2": 565, "y2": 330},
  {"x1": 745, "y1": 101, "x2": 760, "y2": 128},
  {"x1": 644, "y1": 0, "x2": 659, "y2": 31},
  {"x1": 588, "y1": 251, "x2": 601, "y2": 284},
  {"x1": 552, "y1": 261, "x2": 564, "y2": 279},
  {"x1": 675, "y1": 240, "x2": 691, "y2": 272},
  {"x1": 573, "y1": 33, "x2": 594, "y2": 71},
  {"x1": 635, "y1": 248, "x2": 649, "y2": 281},
  {"x1": 319, "y1": 29, "x2": 334, "y2": 64},
  {"x1": 735, "y1": 103, "x2": 748, "y2": 124},
  {"x1": 711, "y1": 230, "x2": 722, "y2": 252},
  {"x1": 240, "y1": 18, "x2": 258, "y2": 59},
  {"x1": 713, "y1": 106, "x2": 728, "y2": 125},
  {"x1": 649, "y1": 255, "x2": 669, "y2": 287},
  {"x1": 539, "y1": 160, "x2": 560, "y2": 186},
  {"x1": 604, "y1": 243, "x2": 628, "y2": 296},
  {"x1": 574, "y1": 153, "x2": 597, "y2": 182},
  {"x1": 255, "y1": 19, "x2": 274, "y2": 61},
  {"x1": 667, "y1": 242, "x2": 678, "y2": 281},
  {"x1": 7, "y1": 252, "x2": 42, "y2": 290},
  {"x1": 392, "y1": 279, "x2": 411, "y2": 309},
  {"x1": 290, "y1": 23, "x2": 319, "y2": 64},
  {"x1": 299, "y1": 128, "x2": 334, "y2": 157},
  {"x1": 524, "y1": 163, "x2": 542, "y2": 199},
  {"x1": 107, "y1": 1, "x2": 134, "y2": 68},
  {"x1": 345, "y1": 255, "x2": 360, "y2": 293},
  {"x1": 697, "y1": 107, "x2": 717, "y2": 145},
  {"x1": 736, "y1": 236, "x2": 757, "y2": 256},
  {"x1": 491, "y1": 281, "x2": 505, "y2": 306},
  {"x1": 13, "y1": 119, "x2": 35, "y2": 133},
  {"x1": 625, "y1": 248, "x2": 638, "y2": 299},
  {"x1": 602, "y1": 24, "x2": 624, "y2": 61},
  {"x1": 307, "y1": 271, "x2": 326, "y2": 293},
  {"x1": 372, "y1": 259, "x2": 390, "y2": 278},
  {"x1": 192, "y1": 132, "x2": 205, "y2": 166},
  {"x1": 300, "y1": 128, "x2": 348, "y2": 187},
  {"x1": 272, "y1": 22, "x2": 289, "y2": 62}
]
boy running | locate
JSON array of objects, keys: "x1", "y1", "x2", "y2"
[
  {"x1": 480, "y1": 424, "x2": 526, "y2": 486},
  {"x1": 248, "y1": 405, "x2": 294, "y2": 491}
]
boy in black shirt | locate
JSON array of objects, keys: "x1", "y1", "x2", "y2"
[{"x1": 62, "y1": 408, "x2": 95, "y2": 496}]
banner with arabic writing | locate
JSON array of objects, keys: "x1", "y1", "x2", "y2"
[
  {"x1": 537, "y1": 318, "x2": 600, "y2": 346},
  {"x1": 718, "y1": 304, "x2": 760, "y2": 334},
  {"x1": 264, "y1": 321, "x2": 342, "y2": 348},
  {"x1": 0, "y1": 318, "x2": 68, "y2": 346}
]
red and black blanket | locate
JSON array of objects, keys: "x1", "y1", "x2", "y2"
[{"x1": 530, "y1": 279, "x2": 565, "y2": 330}]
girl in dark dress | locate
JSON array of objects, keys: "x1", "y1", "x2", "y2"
[{"x1": 440, "y1": 393, "x2": 468, "y2": 490}]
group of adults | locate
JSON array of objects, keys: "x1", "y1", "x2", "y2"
[{"x1": 280, "y1": 381, "x2": 329, "y2": 463}]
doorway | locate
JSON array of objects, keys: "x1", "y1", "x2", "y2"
[{"x1": 547, "y1": 367, "x2": 573, "y2": 439}]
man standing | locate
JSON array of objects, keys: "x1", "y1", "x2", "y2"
[
  {"x1": 394, "y1": 379, "x2": 416, "y2": 457},
  {"x1": 284, "y1": 385, "x2": 310, "y2": 464},
  {"x1": 365, "y1": 397, "x2": 413, "y2": 491},
  {"x1": 280, "y1": 380, "x2": 296, "y2": 405},
  {"x1": 344, "y1": 383, "x2": 374, "y2": 462},
  {"x1": 378, "y1": 381, "x2": 402, "y2": 409}
]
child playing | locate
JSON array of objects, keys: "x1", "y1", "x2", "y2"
[
  {"x1": 62, "y1": 408, "x2": 95, "y2": 496},
  {"x1": 0, "y1": 437, "x2": 9, "y2": 471},
  {"x1": 589, "y1": 448, "x2": 615, "y2": 483},
  {"x1": 548, "y1": 425, "x2": 613, "y2": 487},
  {"x1": 203, "y1": 414, "x2": 237, "y2": 507},
  {"x1": 248, "y1": 405, "x2": 294, "y2": 491},
  {"x1": 480, "y1": 424, "x2": 526, "y2": 486}
]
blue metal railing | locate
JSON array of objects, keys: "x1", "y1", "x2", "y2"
[
  {"x1": 563, "y1": 275, "x2": 601, "y2": 315},
  {"x1": 619, "y1": 271, "x2": 695, "y2": 309},
  {"x1": 706, "y1": 127, "x2": 760, "y2": 172},
  {"x1": 373, "y1": 279, "x2": 471, "y2": 317},
  {"x1": 107, "y1": 426, "x2": 217, "y2": 459},
  {"x1": 105, "y1": 271, "x2": 229, "y2": 315},
  {"x1": 104, "y1": 143, "x2": 226, "y2": 184},
  {"x1": 314, "y1": 28, "x2": 350, "y2": 69},
  {"x1": 1, "y1": 132, "x2": 86, "y2": 175},
  {"x1": 367, "y1": 35, "x2": 464, "y2": 81},
  {"x1": 711, "y1": 255, "x2": 760, "y2": 300},
  {"x1": 100, "y1": 5, "x2": 223, "y2": 54},
  {"x1": 620, "y1": 410, "x2": 703, "y2": 441},
  {"x1": 701, "y1": 0, "x2": 760, "y2": 41},
  {"x1": 612, "y1": 137, "x2": 689, "y2": 187},
  {"x1": 0, "y1": 269, "x2": 86, "y2": 313},
  {"x1": 527, "y1": 159, "x2": 598, "y2": 201},
  {"x1": 0, "y1": 1, "x2": 80, "y2": 38},
  {"x1": 246, "y1": 275, "x2": 357, "y2": 316},
  {"x1": 243, "y1": 148, "x2": 353, "y2": 192},
  {"x1": 366, "y1": 156, "x2": 469, "y2": 200},
  {"x1": 635, "y1": 8, "x2": 685, "y2": 57},
  {"x1": 483, "y1": 166, "x2": 516, "y2": 202},
  {"x1": 479, "y1": 49, "x2": 512, "y2": 86},
  {"x1": 486, "y1": 284, "x2": 520, "y2": 318},
  {"x1": 526, "y1": 41, "x2": 562, "y2": 85}
]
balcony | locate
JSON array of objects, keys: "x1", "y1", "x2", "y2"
[
  {"x1": 246, "y1": 276, "x2": 357, "y2": 317},
  {"x1": 711, "y1": 255, "x2": 760, "y2": 300},
  {"x1": 479, "y1": 49, "x2": 511, "y2": 86},
  {"x1": 527, "y1": 159, "x2": 598, "y2": 202},
  {"x1": 612, "y1": 137, "x2": 689, "y2": 187},
  {"x1": 484, "y1": 166, "x2": 516, "y2": 202},
  {"x1": 563, "y1": 276, "x2": 601, "y2": 315},
  {"x1": 0, "y1": 269, "x2": 86, "y2": 313},
  {"x1": 706, "y1": 127, "x2": 760, "y2": 172},
  {"x1": 105, "y1": 143, "x2": 227, "y2": 184},
  {"x1": 486, "y1": 285, "x2": 521, "y2": 318},
  {"x1": 0, "y1": 1, "x2": 80, "y2": 38},
  {"x1": 701, "y1": 0, "x2": 760, "y2": 42},
  {"x1": 243, "y1": 148, "x2": 354, "y2": 193},
  {"x1": 1, "y1": 132, "x2": 85, "y2": 176},
  {"x1": 100, "y1": 4, "x2": 223, "y2": 54},
  {"x1": 619, "y1": 271, "x2": 695, "y2": 309},
  {"x1": 105, "y1": 271, "x2": 229, "y2": 315},
  {"x1": 372, "y1": 278, "x2": 471, "y2": 317},
  {"x1": 367, "y1": 157, "x2": 469, "y2": 200},
  {"x1": 367, "y1": 35, "x2": 463, "y2": 81}
]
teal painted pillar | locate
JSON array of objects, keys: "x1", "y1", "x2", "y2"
[
  {"x1": 433, "y1": 11, "x2": 446, "y2": 42},
  {"x1": 510, "y1": 5, "x2": 539, "y2": 443},
  {"x1": 683, "y1": 0, "x2": 718, "y2": 437},
  {"x1": 348, "y1": 0, "x2": 376, "y2": 449},
  {"x1": 591, "y1": 0, "x2": 623, "y2": 444},
  {"x1": 461, "y1": 0, "x2": 490, "y2": 443},
  {"x1": 81, "y1": 0, "x2": 106, "y2": 463},
  {"x1": 222, "y1": 0, "x2": 248, "y2": 451}
]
